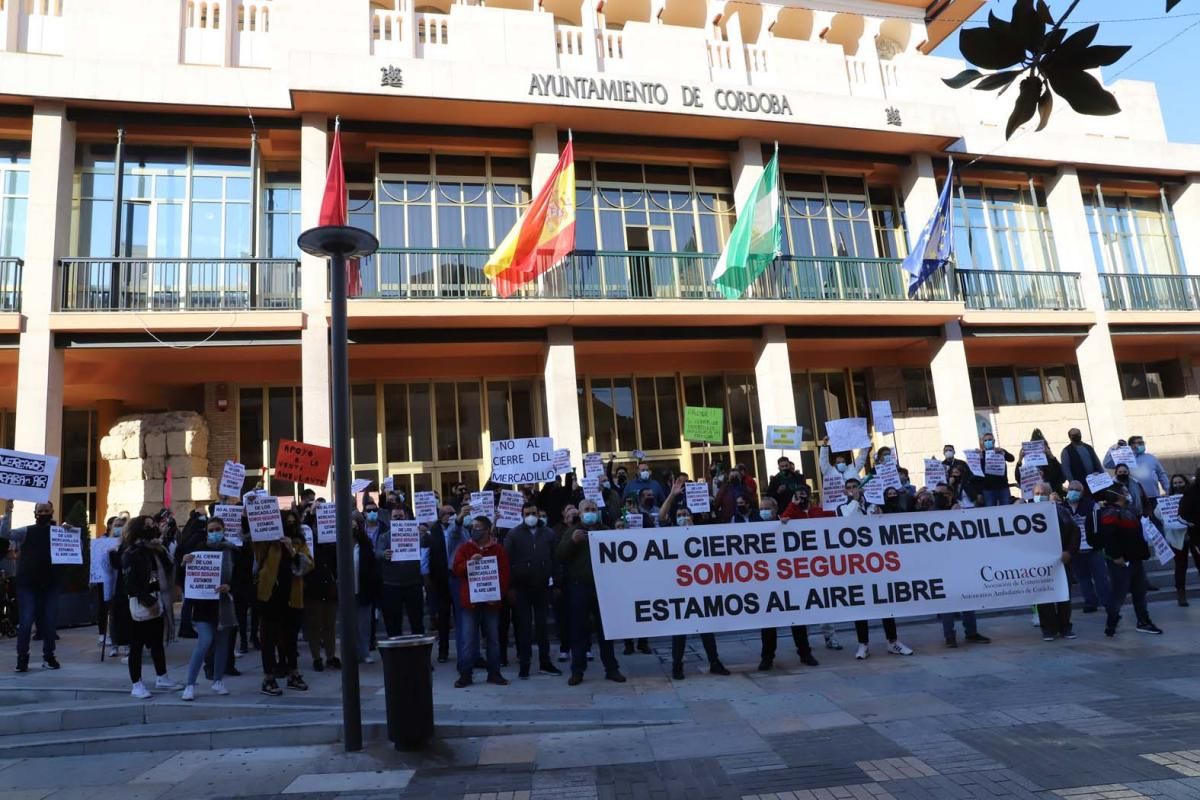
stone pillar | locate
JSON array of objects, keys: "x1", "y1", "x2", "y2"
[
  {"x1": 543, "y1": 326, "x2": 584, "y2": 467},
  {"x1": 730, "y1": 138, "x2": 764, "y2": 212},
  {"x1": 1046, "y1": 167, "x2": 1127, "y2": 447},
  {"x1": 929, "y1": 321, "x2": 980, "y2": 451},
  {"x1": 754, "y1": 323, "x2": 797, "y2": 443},
  {"x1": 299, "y1": 114, "x2": 332, "y2": 448},
  {"x1": 13, "y1": 102, "x2": 73, "y2": 525},
  {"x1": 529, "y1": 123, "x2": 559, "y2": 188},
  {"x1": 1169, "y1": 177, "x2": 1200, "y2": 275}
]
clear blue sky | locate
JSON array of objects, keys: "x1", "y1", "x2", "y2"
[{"x1": 933, "y1": 0, "x2": 1200, "y2": 143}]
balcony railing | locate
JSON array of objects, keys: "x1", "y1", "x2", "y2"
[
  {"x1": 0, "y1": 258, "x2": 22, "y2": 312},
  {"x1": 57, "y1": 258, "x2": 300, "y2": 311},
  {"x1": 955, "y1": 269, "x2": 1084, "y2": 311},
  {"x1": 1100, "y1": 272, "x2": 1200, "y2": 311},
  {"x1": 355, "y1": 249, "x2": 952, "y2": 302}
]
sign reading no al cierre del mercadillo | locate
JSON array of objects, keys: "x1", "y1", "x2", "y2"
[{"x1": 588, "y1": 505, "x2": 1068, "y2": 639}]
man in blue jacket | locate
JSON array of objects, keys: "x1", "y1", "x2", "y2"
[{"x1": 621, "y1": 461, "x2": 665, "y2": 506}]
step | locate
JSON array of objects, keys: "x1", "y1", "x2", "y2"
[{"x1": 0, "y1": 698, "x2": 345, "y2": 735}]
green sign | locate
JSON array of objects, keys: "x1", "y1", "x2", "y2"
[{"x1": 684, "y1": 406, "x2": 724, "y2": 444}]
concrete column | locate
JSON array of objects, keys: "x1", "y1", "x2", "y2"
[
  {"x1": 13, "y1": 103, "x2": 73, "y2": 525},
  {"x1": 730, "y1": 138, "x2": 764, "y2": 213},
  {"x1": 1046, "y1": 167, "x2": 1127, "y2": 447},
  {"x1": 543, "y1": 326, "x2": 584, "y2": 467},
  {"x1": 929, "y1": 321, "x2": 980, "y2": 452},
  {"x1": 1169, "y1": 177, "x2": 1200, "y2": 275},
  {"x1": 754, "y1": 324, "x2": 797, "y2": 441},
  {"x1": 299, "y1": 114, "x2": 332, "y2": 448},
  {"x1": 900, "y1": 153, "x2": 937, "y2": 228},
  {"x1": 529, "y1": 123, "x2": 559, "y2": 188},
  {"x1": 93, "y1": 399, "x2": 122, "y2": 527}
]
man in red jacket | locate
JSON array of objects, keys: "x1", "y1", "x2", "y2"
[{"x1": 452, "y1": 515, "x2": 511, "y2": 688}]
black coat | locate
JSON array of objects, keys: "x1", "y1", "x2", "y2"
[
  {"x1": 424, "y1": 522, "x2": 450, "y2": 586},
  {"x1": 110, "y1": 542, "x2": 170, "y2": 644}
]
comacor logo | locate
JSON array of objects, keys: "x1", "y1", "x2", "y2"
[{"x1": 980, "y1": 564, "x2": 1054, "y2": 582}]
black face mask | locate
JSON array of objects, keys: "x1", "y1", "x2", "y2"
[
  {"x1": 34, "y1": 514, "x2": 52, "y2": 526},
  {"x1": 1117, "y1": 474, "x2": 1129, "y2": 483},
  {"x1": 796, "y1": 497, "x2": 809, "y2": 507},
  {"x1": 1069, "y1": 434, "x2": 1082, "y2": 443},
  {"x1": 736, "y1": 506, "x2": 748, "y2": 515}
]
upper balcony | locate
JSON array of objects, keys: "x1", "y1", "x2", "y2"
[
  {"x1": 1100, "y1": 273, "x2": 1200, "y2": 312},
  {"x1": 182, "y1": 0, "x2": 272, "y2": 67},
  {"x1": 0, "y1": 0, "x2": 64, "y2": 56},
  {"x1": 0, "y1": 257, "x2": 21, "y2": 312},
  {"x1": 955, "y1": 269, "x2": 1084, "y2": 312}
]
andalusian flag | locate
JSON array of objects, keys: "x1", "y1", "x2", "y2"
[
  {"x1": 485, "y1": 140, "x2": 575, "y2": 298},
  {"x1": 711, "y1": 149, "x2": 781, "y2": 299}
]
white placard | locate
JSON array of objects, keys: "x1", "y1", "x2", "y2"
[
  {"x1": 624, "y1": 513, "x2": 644, "y2": 529},
  {"x1": 684, "y1": 482, "x2": 711, "y2": 514},
  {"x1": 1086, "y1": 472, "x2": 1115, "y2": 494},
  {"x1": 1157, "y1": 494, "x2": 1183, "y2": 526},
  {"x1": 0, "y1": 447, "x2": 59, "y2": 504},
  {"x1": 632, "y1": 449, "x2": 646, "y2": 460},
  {"x1": 414, "y1": 491, "x2": 439, "y2": 524},
  {"x1": 350, "y1": 478, "x2": 371, "y2": 495},
  {"x1": 964, "y1": 449, "x2": 985, "y2": 478},
  {"x1": 213, "y1": 503, "x2": 243, "y2": 534},
  {"x1": 316, "y1": 503, "x2": 337, "y2": 544},
  {"x1": 89, "y1": 537, "x2": 119, "y2": 584},
  {"x1": 765, "y1": 425, "x2": 803, "y2": 451},
  {"x1": 219, "y1": 461, "x2": 245, "y2": 499},
  {"x1": 923, "y1": 458, "x2": 947, "y2": 490},
  {"x1": 863, "y1": 480, "x2": 885, "y2": 505},
  {"x1": 825, "y1": 418, "x2": 871, "y2": 453},
  {"x1": 468, "y1": 491, "x2": 495, "y2": 523},
  {"x1": 1073, "y1": 512, "x2": 1091, "y2": 551},
  {"x1": 1142, "y1": 517, "x2": 1176, "y2": 567},
  {"x1": 875, "y1": 462, "x2": 901, "y2": 490},
  {"x1": 301, "y1": 524, "x2": 314, "y2": 553},
  {"x1": 1021, "y1": 442, "x2": 1048, "y2": 468},
  {"x1": 1019, "y1": 465, "x2": 1042, "y2": 501},
  {"x1": 583, "y1": 452, "x2": 604, "y2": 480},
  {"x1": 1109, "y1": 445, "x2": 1137, "y2": 469},
  {"x1": 184, "y1": 551, "x2": 223, "y2": 600},
  {"x1": 870, "y1": 401, "x2": 895, "y2": 435},
  {"x1": 984, "y1": 450, "x2": 1007, "y2": 477},
  {"x1": 390, "y1": 519, "x2": 421, "y2": 561},
  {"x1": 552, "y1": 448, "x2": 572, "y2": 476},
  {"x1": 49, "y1": 526, "x2": 82, "y2": 565},
  {"x1": 467, "y1": 555, "x2": 502, "y2": 603},
  {"x1": 497, "y1": 489, "x2": 525, "y2": 528},
  {"x1": 822, "y1": 472, "x2": 846, "y2": 508},
  {"x1": 382, "y1": 476, "x2": 394, "y2": 492},
  {"x1": 246, "y1": 494, "x2": 285, "y2": 542},
  {"x1": 490, "y1": 436, "x2": 556, "y2": 484},
  {"x1": 581, "y1": 476, "x2": 604, "y2": 504}
]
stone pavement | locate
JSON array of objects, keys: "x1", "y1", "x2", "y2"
[{"x1": 4, "y1": 585, "x2": 1200, "y2": 799}]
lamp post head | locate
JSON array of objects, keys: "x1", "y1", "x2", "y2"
[{"x1": 298, "y1": 225, "x2": 379, "y2": 259}]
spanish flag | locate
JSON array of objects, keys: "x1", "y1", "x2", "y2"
[{"x1": 485, "y1": 140, "x2": 575, "y2": 298}]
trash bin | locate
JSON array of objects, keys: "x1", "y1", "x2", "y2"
[{"x1": 377, "y1": 634, "x2": 437, "y2": 750}]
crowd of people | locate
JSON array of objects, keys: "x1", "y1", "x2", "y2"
[{"x1": 2, "y1": 426, "x2": 1197, "y2": 701}]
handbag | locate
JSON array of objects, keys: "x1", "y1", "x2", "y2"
[{"x1": 129, "y1": 593, "x2": 162, "y2": 622}]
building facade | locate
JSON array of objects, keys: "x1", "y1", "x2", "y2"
[{"x1": 2, "y1": 0, "x2": 1200, "y2": 528}]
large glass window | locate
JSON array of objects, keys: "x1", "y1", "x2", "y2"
[
  {"x1": 969, "y1": 365, "x2": 1083, "y2": 407},
  {"x1": 781, "y1": 173, "x2": 895, "y2": 259},
  {"x1": 1085, "y1": 186, "x2": 1184, "y2": 275},
  {"x1": 1119, "y1": 360, "x2": 1186, "y2": 399},
  {"x1": 0, "y1": 143, "x2": 30, "y2": 258},
  {"x1": 264, "y1": 183, "x2": 301, "y2": 258},
  {"x1": 61, "y1": 409, "x2": 98, "y2": 532},
  {"x1": 236, "y1": 386, "x2": 301, "y2": 496},
  {"x1": 951, "y1": 180, "x2": 1056, "y2": 271}
]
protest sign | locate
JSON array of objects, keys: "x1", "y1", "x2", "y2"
[
  {"x1": 1142, "y1": 518, "x2": 1176, "y2": 567},
  {"x1": 875, "y1": 462, "x2": 901, "y2": 490},
  {"x1": 683, "y1": 406, "x2": 724, "y2": 444},
  {"x1": 583, "y1": 453, "x2": 604, "y2": 480},
  {"x1": 1109, "y1": 445, "x2": 1137, "y2": 469},
  {"x1": 632, "y1": 449, "x2": 646, "y2": 460},
  {"x1": 864, "y1": 480, "x2": 885, "y2": 505},
  {"x1": 624, "y1": 513, "x2": 644, "y2": 529},
  {"x1": 923, "y1": 458, "x2": 947, "y2": 490},
  {"x1": 581, "y1": 477, "x2": 604, "y2": 504},
  {"x1": 765, "y1": 425, "x2": 803, "y2": 451},
  {"x1": 390, "y1": 520, "x2": 421, "y2": 561},
  {"x1": 414, "y1": 491, "x2": 438, "y2": 524},
  {"x1": 497, "y1": 490, "x2": 525, "y2": 528},
  {"x1": 467, "y1": 555, "x2": 502, "y2": 603},
  {"x1": 219, "y1": 461, "x2": 245, "y2": 498},
  {"x1": 1086, "y1": 472, "x2": 1115, "y2": 494},
  {"x1": 588, "y1": 504, "x2": 1068, "y2": 639},
  {"x1": 301, "y1": 524, "x2": 314, "y2": 553},
  {"x1": 1157, "y1": 494, "x2": 1183, "y2": 526},
  {"x1": 382, "y1": 476, "x2": 394, "y2": 492},
  {"x1": 246, "y1": 494, "x2": 284, "y2": 542},
  {"x1": 822, "y1": 472, "x2": 846, "y2": 508},
  {"x1": 468, "y1": 491, "x2": 495, "y2": 523},
  {"x1": 350, "y1": 478, "x2": 371, "y2": 495},
  {"x1": 316, "y1": 503, "x2": 337, "y2": 544},
  {"x1": 1021, "y1": 442, "x2": 1048, "y2": 468},
  {"x1": 552, "y1": 448, "x2": 572, "y2": 476},
  {"x1": 825, "y1": 418, "x2": 870, "y2": 452},
  {"x1": 870, "y1": 401, "x2": 895, "y2": 435},
  {"x1": 0, "y1": 448, "x2": 59, "y2": 503},
  {"x1": 984, "y1": 450, "x2": 1007, "y2": 477},
  {"x1": 184, "y1": 551, "x2": 223, "y2": 600},
  {"x1": 213, "y1": 504, "x2": 244, "y2": 541},
  {"x1": 685, "y1": 482, "x2": 711, "y2": 514},
  {"x1": 490, "y1": 437, "x2": 555, "y2": 484},
  {"x1": 49, "y1": 526, "x2": 82, "y2": 565},
  {"x1": 273, "y1": 440, "x2": 332, "y2": 486},
  {"x1": 89, "y1": 537, "x2": 119, "y2": 584},
  {"x1": 964, "y1": 449, "x2": 984, "y2": 478},
  {"x1": 1019, "y1": 465, "x2": 1042, "y2": 501}
]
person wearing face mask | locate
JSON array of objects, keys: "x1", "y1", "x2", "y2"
[
  {"x1": 551, "y1": 505, "x2": 581, "y2": 663},
  {"x1": 622, "y1": 462, "x2": 666, "y2": 507},
  {"x1": 881, "y1": 488, "x2": 904, "y2": 515},
  {"x1": 941, "y1": 445, "x2": 969, "y2": 482},
  {"x1": 423, "y1": 504, "x2": 456, "y2": 663},
  {"x1": 11, "y1": 502, "x2": 66, "y2": 673},
  {"x1": 452, "y1": 516, "x2": 511, "y2": 688},
  {"x1": 179, "y1": 519, "x2": 239, "y2": 700},
  {"x1": 729, "y1": 494, "x2": 755, "y2": 524},
  {"x1": 665, "y1": 506, "x2": 730, "y2": 679},
  {"x1": 91, "y1": 515, "x2": 124, "y2": 654},
  {"x1": 1155, "y1": 474, "x2": 1198, "y2": 607},
  {"x1": 1059, "y1": 428, "x2": 1104, "y2": 492},
  {"x1": 714, "y1": 468, "x2": 755, "y2": 523},
  {"x1": 1029, "y1": 482, "x2": 1082, "y2": 642},
  {"x1": 556, "y1": 500, "x2": 626, "y2": 686},
  {"x1": 835, "y1": 477, "x2": 877, "y2": 518},
  {"x1": 1096, "y1": 484, "x2": 1162, "y2": 637},
  {"x1": 376, "y1": 506, "x2": 427, "y2": 638},
  {"x1": 1017, "y1": 430, "x2": 1066, "y2": 497},
  {"x1": 504, "y1": 502, "x2": 563, "y2": 679},
  {"x1": 840, "y1": 483, "x2": 913, "y2": 658},
  {"x1": 253, "y1": 511, "x2": 313, "y2": 696},
  {"x1": 758, "y1": 498, "x2": 820, "y2": 671},
  {"x1": 1104, "y1": 436, "x2": 1169, "y2": 512},
  {"x1": 766, "y1": 457, "x2": 808, "y2": 512},
  {"x1": 1112, "y1": 464, "x2": 1145, "y2": 517},
  {"x1": 302, "y1": 500, "x2": 339, "y2": 673},
  {"x1": 360, "y1": 501, "x2": 386, "y2": 652},
  {"x1": 977, "y1": 433, "x2": 1015, "y2": 507},
  {"x1": 1062, "y1": 480, "x2": 1106, "y2": 613},
  {"x1": 818, "y1": 438, "x2": 867, "y2": 482},
  {"x1": 120, "y1": 515, "x2": 180, "y2": 698}
]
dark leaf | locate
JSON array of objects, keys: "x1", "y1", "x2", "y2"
[
  {"x1": 1036, "y1": 0, "x2": 1054, "y2": 24},
  {"x1": 1036, "y1": 87, "x2": 1053, "y2": 131},
  {"x1": 1059, "y1": 23, "x2": 1100, "y2": 55},
  {"x1": 1010, "y1": 0, "x2": 1045, "y2": 51},
  {"x1": 944, "y1": 68, "x2": 984, "y2": 88},
  {"x1": 1078, "y1": 44, "x2": 1132, "y2": 69},
  {"x1": 1168, "y1": 0, "x2": 1182, "y2": 11},
  {"x1": 1007, "y1": 76, "x2": 1042, "y2": 138},
  {"x1": 1042, "y1": 28, "x2": 1067, "y2": 52},
  {"x1": 960, "y1": 25, "x2": 1027, "y2": 70},
  {"x1": 975, "y1": 70, "x2": 1023, "y2": 90},
  {"x1": 1043, "y1": 66, "x2": 1122, "y2": 115}
]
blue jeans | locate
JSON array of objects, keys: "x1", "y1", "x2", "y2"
[
  {"x1": 1072, "y1": 549, "x2": 1111, "y2": 609},
  {"x1": 982, "y1": 488, "x2": 1011, "y2": 507},
  {"x1": 1106, "y1": 559, "x2": 1151, "y2": 629},
  {"x1": 939, "y1": 611, "x2": 978, "y2": 639},
  {"x1": 16, "y1": 587, "x2": 58, "y2": 660},
  {"x1": 457, "y1": 605, "x2": 501, "y2": 677},
  {"x1": 187, "y1": 622, "x2": 231, "y2": 686}
]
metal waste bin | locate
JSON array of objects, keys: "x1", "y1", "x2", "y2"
[{"x1": 377, "y1": 634, "x2": 437, "y2": 750}]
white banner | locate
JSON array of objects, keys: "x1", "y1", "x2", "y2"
[
  {"x1": 583, "y1": 453, "x2": 604, "y2": 480},
  {"x1": 414, "y1": 491, "x2": 439, "y2": 524},
  {"x1": 822, "y1": 472, "x2": 846, "y2": 508},
  {"x1": 553, "y1": 448, "x2": 572, "y2": 476},
  {"x1": 984, "y1": 450, "x2": 1007, "y2": 476},
  {"x1": 1157, "y1": 494, "x2": 1183, "y2": 526},
  {"x1": 875, "y1": 462, "x2": 901, "y2": 490},
  {"x1": 246, "y1": 495, "x2": 284, "y2": 542},
  {"x1": 581, "y1": 477, "x2": 604, "y2": 504},
  {"x1": 350, "y1": 478, "x2": 371, "y2": 495},
  {"x1": 49, "y1": 526, "x2": 82, "y2": 565},
  {"x1": 302, "y1": 524, "x2": 314, "y2": 553},
  {"x1": 0, "y1": 448, "x2": 59, "y2": 504},
  {"x1": 184, "y1": 551, "x2": 223, "y2": 600},
  {"x1": 316, "y1": 503, "x2": 337, "y2": 544},
  {"x1": 1019, "y1": 465, "x2": 1042, "y2": 501},
  {"x1": 870, "y1": 401, "x2": 895, "y2": 435},
  {"x1": 490, "y1": 437, "x2": 556, "y2": 484},
  {"x1": 685, "y1": 482, "x2": 711, "y2": 514},
  {"x1": 467, "y1": 555, "x2": 502, "y2": 603},
  {"x1": 219, "y1": 461, "x2": 245, "y2": 499},
  {"x1": 588, "y1": 505, "x2": 1069, "y2": 639},
  {"x1": 1086, "y1": 472, "x2": 1115, "y2": 494},
  {"x1": 964, "y1": 449, "x2": 984, "y2": 478},
  {"x1": 390, "y1": 520, "x2": 421, "y2": 561}
]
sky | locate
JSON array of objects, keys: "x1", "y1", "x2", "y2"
[{"x1": 932, "y1": 0, "x2": 1200, "y2": 143}]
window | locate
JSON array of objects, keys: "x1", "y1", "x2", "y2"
[
  {"x1": 969, "y1": 365, "x2": 1084, "y2": 406},
  {"x1": 60, "y1": 409, "x2": 98, "y2": 532},
  {"x1": 951, "y1": 180, "x2": 1056, "y2": 271},
  {"x1": 902, "y1": 368, "x2": 935, "y2": 410},
  {"x1": 1119, "y1": 360, "x2": 1185, "y2": 399},
  {"x1": 781, "y1": 173, "x2": 900, "y2": 259},
  {"x1": 264, "y1": 183, "x2": 301, "y2": 258},
  {"x1": 236, "y1": 386, "x2": 301, "y2": 496},
  {"x1": 1084, "y1": 186, "x2": 1184, "y2": 275},
  {"x1": 0, "y1": 143, "x2": 29, "y2": 258}
]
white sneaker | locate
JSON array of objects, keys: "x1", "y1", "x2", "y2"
[
  {"x1": 825, "y1": 635, "x2": 843, "y2": 651},
  {"x1": 155, "y1": 675, "x2": 180, "y2": 690},
  {"x1": 131, "y1": 682, "x2": 152, "y2": 699},
  {"x1": 855, "y1": 644, "x2": 869, "y2": 660},
  {"x1": 210, "y1": 680, "x2": 229, "y2": 696},
  {"x1": 361, "y1": 655, "x2": 375, "y2": 664},
  {"x1": 120, "y1": 656, "x2": 129, "y2": 665},
  {"x1": 887, "y1": 640, "x2": 914, "y2": 656},
  {"x1": 108, "y1": 646, "x2": 119, "y2": 657},
  {"x1": 181, "y1": 685, "x2": 195, "y2": 701},
  {"x1": 97, "y1": 634, "x2": 106, "y2": 645}
]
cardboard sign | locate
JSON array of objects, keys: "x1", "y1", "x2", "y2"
[
  {"x1": 875, "y1": 461, "x2": 902, "y2": 490},
  {"x1": 1021, "y1": 442, "x2": 1048, "y2": 468},
  {"x1": 924, "y1": 458, "x2": 947, "y2": 490},
  {"x1": 390, "y1": 520, "x2": 421, "y2": 561},
  {"x1": 246, "y1": 494, "x2": 284, "y2": 542},
  {"x1": 0, "y1": 447, "x2": 59, "y2": 504},
  {"x1": 870, "y1": 401, "x2": 895, "y2": 435},
  {"x1": 964, "y1": 449, "x2": 985, "y2": 478},
  {"x1": 1157, "y1": 494, "x2": 1183, "y2": 526},
  {"x1": 1086, "y1": 472, "x2": 1115, "y2": 494},
  {"x1": 1019, "y1": 465, "x2": 1042, "y2": 501},
  {"x1": 683, "y1": 406, "x2": 724, "y2": 444},
  {"x1": 984, "y1": 450, "x2": 1007, "y2": 477},
  {"x1": 468, "y1": 491, "x2": 495, "y2": 523},
  {"x1": 48, "y1": 526, "x2": 82, "y2": 565},
  {"x1": 822, "y1": 472, "x2": 846, "y2": 508},
  {"x1": 765, "y1": 425, "x2": 803, "y2": 451},
  {"x1": 624, "y1": 513, "x2": 644, "y2": 529},
  {"x1": 497, "y1": 489, "x2": 525, "y2": 528},
  {"x1": 1109, "y1": 445, "x2": 1137, "y2": 469},
  {"x1": 219, "y1": 461, "x2": 245, "y2": 498},
  {"x1": 825, "y1": 418, "x2": 870, "y2": 452},
  {"x1": 350, "y1": 478, "x2": 371, "y2": 495},
  {"x1": 581, "y1": 476, "x2": 604, "y2": 504},
  {"x1": 864, "y1": 480, "x2": 885, "y2": 506},
  {"x1": 184, "y1": 551, "x2": 223, "y2": 600},
  {"x1": 316, "y1": 503, "x2": 338, "y2": 544},
  {"x1": 490, "y1": 436, "x2": 556, "y2": 484},
  {"x1": 89, "y1": 537, "x2": 119, "y2": 584},
  {"x1": 273, "y1": 439, "x2": 332, "y2": 487},
  {"x1": 1142, "y1": 517, "x2": 1176, "y2": 567},
  {"x1": 684, "y1": 481, "x2": 711, "y2": 514},
  {"x1": 382, "y1": 476, "x2": 394, "y2": 492},
  {"x1": 414, "y1": 491, "x2": 439, "y2": 524},
  {"x1": 552, "y1": 448, "x2": 572, "y2": 476},
  {"x1": 467, "y1": 555, "x2": 502, "y2": 603}
]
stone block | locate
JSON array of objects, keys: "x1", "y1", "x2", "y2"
[
  {"x1": 144, "y1": 431, "x2": 167, "y2": 458},
  {"x1": 107, "y1": 459, "x2": 145, "y2": 483},
  {"x1": 99, "y1": 436, "x2": 125, "y2": 462},
  {"x1": 190, "y1": 476, "x2": 215, "y2": 502},
  {"x1": 122, "y1": 436, "x2": 142, "y2": 460},
  {"x1": 167, "y1": 428, "x2": 208, "y2": 458},
  {"x1": 166, "y1": 455, "x2": 208, "y2": 478},
  {"x1": 143, "y1": 457, "x2": 166, "y2": 480}
]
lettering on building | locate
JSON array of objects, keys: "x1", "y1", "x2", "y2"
[
  {"x1": 712, "y1": 89, "x2": 793, "y2": 116},
  {"x1": 380, "y1": 65, "x2": 404, "y2": 88},
  {"x1": 528, "y1": 73, "x2": 669, "y2": 106}
]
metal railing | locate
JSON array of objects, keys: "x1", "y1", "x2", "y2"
[
  {"x1": 57, "y1": 258, "x2": 301, "y2": 311},
  {"x1": 1100, "y1": 272, "x2": 1200, "y2": 311},
  {"x1": 955, "y1": 269, "x2": 1084, "y2": 311},
  {"x1": 359, "y1": 249, "x2": 951, "y2": 302},
  {"x1": 0, "y1": 258, "x2": 21, "y2": 311}
]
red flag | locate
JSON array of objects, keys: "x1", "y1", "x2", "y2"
[
  {"x1": 164, "y1": 465, "x2": 173, "y2": 508},
  {"x1": 318, "y1": 123, "x2": 361, "y2": 296}
]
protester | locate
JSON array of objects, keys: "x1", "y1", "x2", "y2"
[
  {"x1": 1034, "y1": 482, "x2": 1081, "y2": 641},
  {"x1": 622, "y1": 462, "x2": 665, "y2": 506},
  {"x1": 1105, "y1": 436, "x2": 1170, "y2": 512},
  {"x1": 451, "y1": 515, "x2": 510, "y2": 687},
  {"x1": 941, "y1": 445, "x2": 969, "y2": 483},
  {"x1": 1018, "y1": 431, "x2": 1066, "y2": 495},
  {"x1": 180, "y1": 518, "x2": 237, "y2": 700},
  {"x1": 303, "y1": 501, "x2": 339, "y2": 672},
  {"x1": 552, "y1": 505, "x2": 580, "y2": 663},
  {"x1": 777, "y1": 485, "x2": 843, "y2": 650},
  {"x1": 361, "y1": 499, "x2": 387, "y2": 651},
  {"x1": 1156, "y1": 474, "x2": 1197, "y2": 607},
  {"x1": 351, "y1": 525, "x2": 379, "y2": 664},
  {"x1": 757, "y1": 497, "x2": 818, "y2": 670},
  {"x1": 1060, "y1": 428, "x2": 1105, "y2": 489},
  {"x1": 92, "y1": 514, "x2": 123, "y2": 654},
  {"x1": 978, "y1": 433, "x2": 1015, "y2": 506},
  {"x1": 556, "y1": 499, "x2": 625, "y2": 686},
  {"x1": 1113, "y1": 464, "x2": 1146, "y2": 517},
  {"x1": 10, "y1": 502, "x2": 64, "y2": 673},
  {"x1": 665, "y1": 505, "x2": 730, "y2": 679},
  {"x1": 1064, "y1": 480, "x2": 1108, "y2": 612},
  {"x1": 765, "y1": 457, "x2": 807, "y2": 511},
  {"x1": 504, "y1": 501, "x2": 562, "y2": 678},
  {"x1": 835, "y1": 477, "x2": 876, "y2": 517},
  {"x1": 253, "y1": 511, "x2": 313, "y2": 696},
  {"x1": 818, "y1": 438, "x2": 867, "y2": 481},
  {"x1": 1096, "y1": 484, "x2": 1162, "y2": 637},
  {"x1": 376, "y1": 505, "x2": 426, "y2": 637},
  {"x1": 424, "y1": 504, "x2": 455, "y2": 662},
  {"x1": 121, "y1": 515, "x2": 179, "y2": 698}
]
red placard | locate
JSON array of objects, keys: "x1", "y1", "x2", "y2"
[{"x1": 273, "y1": 439, "x2": 332, "y2": 487}]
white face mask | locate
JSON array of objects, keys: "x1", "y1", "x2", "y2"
[
  {"x1": 523, "y1": 514, "x2": 539, "y2": 527},
  {"x1": 1032, "y1": 495, "x2": 1047, "y2": 503},
  {"x1": 639, "y1": 470, "x2": 650, "y2": 480},
  {"x1": 944, "y1": 450, "x2": 955, "y2": 459},
  {"x1": 836, "y1": 463, "x2": 847, "y2": 473}
]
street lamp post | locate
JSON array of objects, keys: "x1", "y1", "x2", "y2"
[{"x1": 297, "y1": 224, "x2": 379, "y2": 753}]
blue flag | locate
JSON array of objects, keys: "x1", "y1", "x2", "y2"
[{"x1": 903, "y1": 159, "x2": 955, "y2": 298}]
